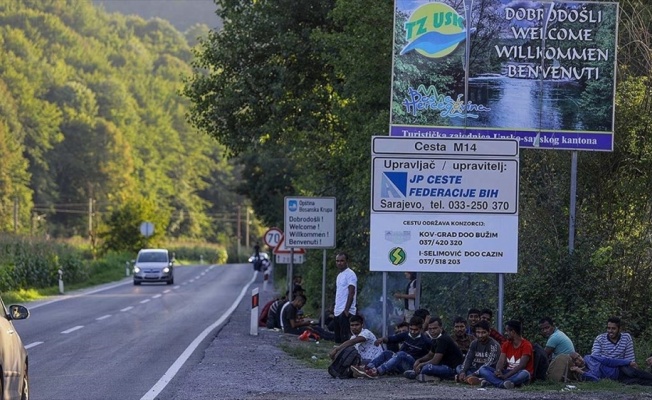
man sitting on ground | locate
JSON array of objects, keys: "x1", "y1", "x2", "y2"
[
  {"x1": 280, "y1": 294, "x2": 314, "y2": 335},
  {"x1": 330, "y1": 315, "x2": 383, "y2": 373},
  {"x1": 451, "y1": 316, "x2": 475, "y2": 357},
  {"x1": 478, "y1": 320, "x2": 534, "y2": 389},
  {"x1": 466, "y1": 308, "x2": 481, "y2": 335},
  {"x1": 354, "y1": 316, "x2": 431, "y2": 378},
  {"x1": 407, "y1": 317, "x2": 464, "y2": 382},
  {"x1": 539, "y1": 316, "x2": 575, "y2": 382},
  {"x1": 387, "y1": 321, "x2": 409, "y2": 353},
  {"x1": 457, "y1": 320, "x2": 500, "y2": 385},
  {"x1": 480, "y1": 308, "x2": 506, "y2": 344}
]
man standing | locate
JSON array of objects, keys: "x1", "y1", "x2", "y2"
[
  {"x1": 539, "y1": 316, "x2": 575, "y2": 382},
  {"x1": 394, "y1": 272, "x2": 417, "y2": 320},
  {"x1": 333, "y1": 252, "x2": 357, "y2": 344},
  {"x1": 478, "y1": 320, "x2": 534, "y2": 389}
]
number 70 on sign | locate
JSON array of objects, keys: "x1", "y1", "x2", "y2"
[{"x1": 263, "y1": 227, "x2": 283, "y2": 248}]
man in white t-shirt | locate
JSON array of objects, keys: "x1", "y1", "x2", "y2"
[
  {"x1": 334, "y1": 252, "x2": 357, "y2": 343},
  {"x1": 329, "y1": 315, "x2": 382, "y2": 366}
]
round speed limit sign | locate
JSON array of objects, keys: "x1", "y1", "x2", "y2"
[{"x1": 263, "y1": 227, "x2": 283, "y2": 248}]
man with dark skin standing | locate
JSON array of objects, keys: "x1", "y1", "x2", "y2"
[{"x1": 333, "y1": 252, "x2": 357, "y2": 343}]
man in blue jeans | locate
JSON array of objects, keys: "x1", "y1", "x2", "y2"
[
  {"x1": 478, "y1": 320, "x2": 534, "y2": 389},
  {"x1": 406, "y1": 317, "x2": 464, "y2": 382},
  {"x1": 353, "y1": 316, "x2": 431, "y2": 378}
]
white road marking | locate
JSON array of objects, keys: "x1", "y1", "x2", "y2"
[
  {"x1": 140, "y1": 271, "x2": 257, "y2": 400},
  {"x1": 152, "y1": 294, "x2": 162, "y2": 299},
  {"x1": 173, "y1": 285, "x2": 180, "y2": 289},
  {"x1": 121, "y1": 306, "x2": 134, "y2": 312},
  {"x1": 163, "y1": 290, "x2": 171, "y2": 294},
  {"x1": 25, "y1": 342, "x2": 44, "y2": 349},
  {"x1": 140, "y1": 299, "x2": 150, "y2": 304},
  {"x1": 96, "y1": 315, "x2": 112, "y2": 321},
  {"x1": 61, "y1": 326, "x2": 84, "y2": 334}
]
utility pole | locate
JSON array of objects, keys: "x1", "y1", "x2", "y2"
[
  {"x1": 245, "y1": 206, "x2": 250, "y2": 250},
  {"x1": 13, "y1": 196, "x2": 18, "y2": 233},
  {"x1": 236, "y1": 206, "x2": 241, "y2": 257},
  {"x1": 88, "y1": 197, "x2": 93, "y2": 241}
]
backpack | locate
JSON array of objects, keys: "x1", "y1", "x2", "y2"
[
  {"x1": 532, "y1": 343, "x2": 550, "y2": 382},
  {"x1": 327, "y1": 346, "x2": 360, "y2": 379}
]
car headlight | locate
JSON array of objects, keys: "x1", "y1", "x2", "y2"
[
  {"x1": 133, "y1": 266, "x2": 141, "y2": 273},
  {"x1": 163, "y1": 267, "x2": 170, "y2": 273}
]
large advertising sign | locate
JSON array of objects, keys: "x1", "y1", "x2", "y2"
[
  {"x1": 370, "y1": 137, "x2": 519, "y2": 273},
  {"x1": 390, "y1": 0, "x2": 619, "y2": 151}
]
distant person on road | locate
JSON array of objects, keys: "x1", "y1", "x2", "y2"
[
  {"x1": 539, "y1": 316, "x2": 575, "y2": 382},
  {"x1": 394, "y1": 272, "x2": 418, "y2": 320},
  {"x1": 480, "y1": 308, "x2": 506, "y2": 344},
  {"x1": 456, "y1": 320, "x2": 500, "y2": 385},
  {"x1": 330, "y1": 315, "x2": 382, "y2": 368},
  {"x1": 333, "y1": 252, "x2": 357, "y2": 344}
]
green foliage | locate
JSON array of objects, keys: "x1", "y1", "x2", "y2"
[
  {"x1": 0, "y1": 234, "x2": 90, "y2": 290},
  {"x1": 99, "y1": 197, "x2": 170, "y2": 253},
  {"x1": 0, "y1": 0, "x2": 243, "y2": 247},
  {"x1": 167, "y1": 243, "x2": 228, "y2": 264}
]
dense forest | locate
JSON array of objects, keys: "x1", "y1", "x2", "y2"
[
  {"x1": 184, "y1": 0, "x2": 652, "y2": 350},
  {"x1": 0, "y1": 0, "x2": 255, "y2": 253}
]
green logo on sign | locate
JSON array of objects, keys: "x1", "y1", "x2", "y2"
[{"x1": 389, "y1": 247, "x2": 406, "y2": 266}]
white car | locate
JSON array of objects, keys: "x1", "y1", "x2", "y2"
[
  {"x1": 0, "y1": 296, "x2": 29, "y2": 400},
  {"x1": 133, "y1": 249, "x2": 175, "y2": 285}
]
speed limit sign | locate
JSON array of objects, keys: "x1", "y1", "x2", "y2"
[{"x1": 263, "y1": 227, "x2": 283, "y2": 248}]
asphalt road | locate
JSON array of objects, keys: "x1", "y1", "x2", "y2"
[{"x1": 15, "y1": 263, "x2": 256, "y2": 400}]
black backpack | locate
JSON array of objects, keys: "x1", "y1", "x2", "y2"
[
  {"x1": 532, "y1": 343, "x2": 550, "y2": 382},
  {"x1": 328, "y1": 346, "x2": 360, "y2": 379}
]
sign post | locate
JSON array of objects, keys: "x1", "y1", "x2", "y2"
[{"x1": 250, "y1": 287, "x2": 259, "y2": 336}]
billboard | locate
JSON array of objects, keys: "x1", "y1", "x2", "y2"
[{"x1": 390, "y1": 0, "x2": 619, "y2": 151}]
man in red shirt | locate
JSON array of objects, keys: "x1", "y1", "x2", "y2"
[{"x1": 477, "y1": 320, "x2": 533, "y2": 389}]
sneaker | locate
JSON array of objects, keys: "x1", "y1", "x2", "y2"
[
  {"x1": 480, "y1": 379, "x2": 491, "y2": 388},
  {"x1": 416, "y1": 374, "x2": 441, "y2": 383},
  {"x1": 366, "y1": 367, "x2": 379, "y2": 378},
  {"x1": 502, "y1": 380, "x2": 515, "y2": 389},
  {"x1": 466, "y1": 375, "x2": 481, "y2": 386},
  {"x1": 350, "y1": 365, "x2": 366, "y2": 378},
  {"x1": 403, "y1": 370, "x2": 417, "y2": 379}
]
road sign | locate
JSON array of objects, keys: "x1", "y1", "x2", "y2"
[
  {"x1": 273, "y1": 234, "x2": 306, "y2": 255},
  {"x1": 263, "y1": 227, "x2": 283, "y2": 248},
  {"x1": 370, "y1": 136, "x2": 519, "y2": 273},
  {"x1": 139, "y1": 221, "x2": 154, "y2": 237},
  {"x1": 275, "y1": 254, "x2": 305, "y2": 264},
  {"x1": 284, "y1": 197, "x2": 336, "y2": 249}
]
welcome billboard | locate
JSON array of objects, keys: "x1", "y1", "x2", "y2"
[{"x1": 390, "y1": 0, "x2": 619, "y2": 151}]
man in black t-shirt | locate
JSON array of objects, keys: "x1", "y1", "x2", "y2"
[
  {"x1": 281, "y1": 295, "x2": 313, "y2": 335},
  {"x1": 408, "y1": 317, "x2": 464, "y2": 382}
]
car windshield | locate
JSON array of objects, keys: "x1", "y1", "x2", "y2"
[{"x1": 138, "y1": 252, "x2": 168, "y2": 263}]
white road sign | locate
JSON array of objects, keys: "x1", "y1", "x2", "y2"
[
  {"x1": 275, "y1": 254, "x2": 305, "y2": 264},
  {"x1": 370, "y1": 137, "x2": 519, "y2": 273},
  {"x1": 284, "y1": 197, "x2": 336, "y2": 249}
]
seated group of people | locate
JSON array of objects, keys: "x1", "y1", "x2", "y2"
[{"x1": 329, "y1": 308, "x2": 652, "y2": 390}]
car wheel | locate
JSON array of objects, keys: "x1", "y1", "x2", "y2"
[
  {"x1": 20, "y1": 367, "x2": 28, "y2": 400},
  {"x1": 133, "y1": 281, "x2": 141, "y2": 286},
  {"x1": 167, "y1": 278, "x2": 174, "y2": 285}
]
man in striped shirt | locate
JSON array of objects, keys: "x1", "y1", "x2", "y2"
[{"x1": 591, "y1": 316, "x2": 635, "y2": 361}]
